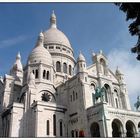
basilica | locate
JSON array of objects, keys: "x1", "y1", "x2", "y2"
[{"x1": 0, "y1": 11, "x2": 140, "y2": 137}]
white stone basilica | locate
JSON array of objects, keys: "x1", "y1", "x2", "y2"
[{"x1": 0, "y1": 11, "x2": 140, "y2": 138}]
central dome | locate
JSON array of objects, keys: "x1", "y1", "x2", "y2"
[
  {"x1": 43, "y1": 11, "x2": 72, "y2": 50},
  {"x1": 43, "y1": 28, "x2": 72, "y2": 49}
]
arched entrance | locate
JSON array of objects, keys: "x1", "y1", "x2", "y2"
[
  {"x1": 112, "y1": 119, "x2": 123, "y2": 137},
  {"x1": 126, "y1": 120, "x2": 136, "y2": 137},
  {"x1": 138, "y1": 122, "x2": 140, "y2": 137},
  {"x1": 90, "y1": 122, "x2": 100, "y2": 137}
]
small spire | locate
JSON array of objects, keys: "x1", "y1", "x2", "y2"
[
  {"x1": 16, "y1": 52, "x2": 21, "y2": 60},
  {"x1": 77, "y1": 51, "x2": 85, "y2": 62},
  {"x1": 39, "y1": 31, "x2": 43, "y2": 37},
  {"x1": 116, "y1": 66, "x2": 122, "y2": 75},
  {"x1": 52, "y1": 10, "x2": 56, "y2": 18},
  {"x1": 10, "y1": 52, "x2": 23, "y2": 75},
  {"x1": 50, "y1": 10, "x2": 57, "y2": 28},
  {"x1": 116, "y1": 66, "x2": 119, "y2": 71}
]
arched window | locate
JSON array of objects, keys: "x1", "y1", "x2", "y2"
[
  {"x1": 60, "y1": 121, "x2": 63, "y2": 136},
  {"x1": 91, "y1": 83, "x2": 95, "y2": 90},
  {"x1": 47, "y1": 71, "x2": 49, "y2": 80},
  {"x1": 76, "y1": 92, "x2": 78, "y2": 99},
  {"x1": 73, "y1": 91, "x2": 75, "y2": 101},
  {"x1": 56, "y1": 61, "x2": 61, "y2": 72},
  {"x1": 47, "y1": 120, "x2": 50, "y2": 135},
  {"x1": 69, "y1": 65, "x2": 72, "y2": 75},
  {"x1": 35, "y1": 69, "x2": 38, "y2": 79},
  {"x1": 32, "y1": 70, "x2": 35, "y2": 74},
  {"x1": 115, "y1": 98, "x2": 118, "y2": 108},
  {"x1": 53, "y1": 114, "x2": 56, "y2": 136},
  {"x1": 85, "y1": 77, "x2": 87, "y2": 82},
  {"x1": 43, "y1": 70, "x2": 46, "y2": 79},
  {"x1": 63, "y1": 63, "x2": 67, "y2": 74},
  {"x1": 70, "y1": 95, "x2": 72, "y2": 102},
  {"x1": 114, "y1": 89, "x2": 119, "y2": 108}
]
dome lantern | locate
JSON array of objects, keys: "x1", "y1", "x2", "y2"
[
  {"x1": 50, "y1": 10, "x2": 57, "y2": 29},
  {"x1": 35, "y1": 31, "x2": 44, "y2": 48}
]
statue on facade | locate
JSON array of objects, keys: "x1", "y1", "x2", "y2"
[
  {"x1": 134, "y1": 96, "x2": 140, "y2": 110},
  {"x1": 94, "y1": 86, "x2": 106, "y2": 102}
]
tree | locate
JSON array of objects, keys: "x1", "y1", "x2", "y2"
[{"x1": 116, "y1": 3, "x2": 140, "y2": 60}]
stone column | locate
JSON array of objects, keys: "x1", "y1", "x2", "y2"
[
  {"x1": 122, "y1": 130, "x2": 127, "y2": 137},
  {"x1": 39, "y1": 63, "x2": 42, "y2": 81}
]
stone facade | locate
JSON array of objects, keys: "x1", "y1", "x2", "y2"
[{"x1": 0, "y1": 11, "x2": 140, "y2": 138}]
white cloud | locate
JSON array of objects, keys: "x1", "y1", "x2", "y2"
[
  {"x1": 0, "y1": 35, "x2": 27, "y2": 49},
  {"x1": 106, "y1": 23, "x2": 140, "y2": 110},
  {"x1": 107, "y1": 44, "x2": 140, "y2": 110}
]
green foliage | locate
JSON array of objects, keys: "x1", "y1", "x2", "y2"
[{"x1": 116, "y1": 3, "x2": 140, "y2": 60}]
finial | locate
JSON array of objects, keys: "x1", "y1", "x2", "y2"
[
  {"x1": 116, "y1": 66, "x2": 119, "y2": 73},
  {"x1": 50, "y1": 10, "x2": 57, "y2": 28},
  {"x1": 16, "y1": 52, "x2": 21, "y2": 60},
  {"x1": 52, "y1": 10, "x2": 55, "y2": 17},
  {"x1": 39, "y1": 31, "x2": 44, "y2": 37},
  {"x1": 99, "y1": 50, "x2": 103, "y2": 54},
  {"x1": 78, "y1": 50, "x2": 85, "y2": 62}
]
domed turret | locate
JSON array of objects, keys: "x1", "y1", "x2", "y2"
[
  {"x1": 28, "y1": 32, "x2": 52, "y2": 65},
  {"x1": 10, "y1": 52, "x2": 23, "y2": 80},
  {"x1": 77, "y1": 51, "x2": 86, "y2": 62},
  {"x1": 12, "y1": 52, "x2": 23, "y2": 72},
  {"x1": 77, "y1": 52, "x2": 87, "y2": 73}
]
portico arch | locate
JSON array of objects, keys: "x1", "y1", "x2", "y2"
[
  {"x1": 126, "y1": 120, "x2": 136, "y2": 137},
  {"x1": 90, "y1": 122, "x2": 100, "y2": 137},
  {"x1": 112, "y1": 119, "x2": 123, "y2": 137},
  {"x1": 138, "y1": 122, "x2": 140, "y2": 137}
]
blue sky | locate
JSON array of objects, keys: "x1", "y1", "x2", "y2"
[{"x1": 0, "y1": 3, "x2": 139, "y2": 109}]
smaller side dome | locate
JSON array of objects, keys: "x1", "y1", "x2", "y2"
[
  {"x1": 77, "y1": 52, "x2": 86, "y2": 62},
  {"x1": 28, "y1": 32, "x2": 52, "y2": 65}
]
